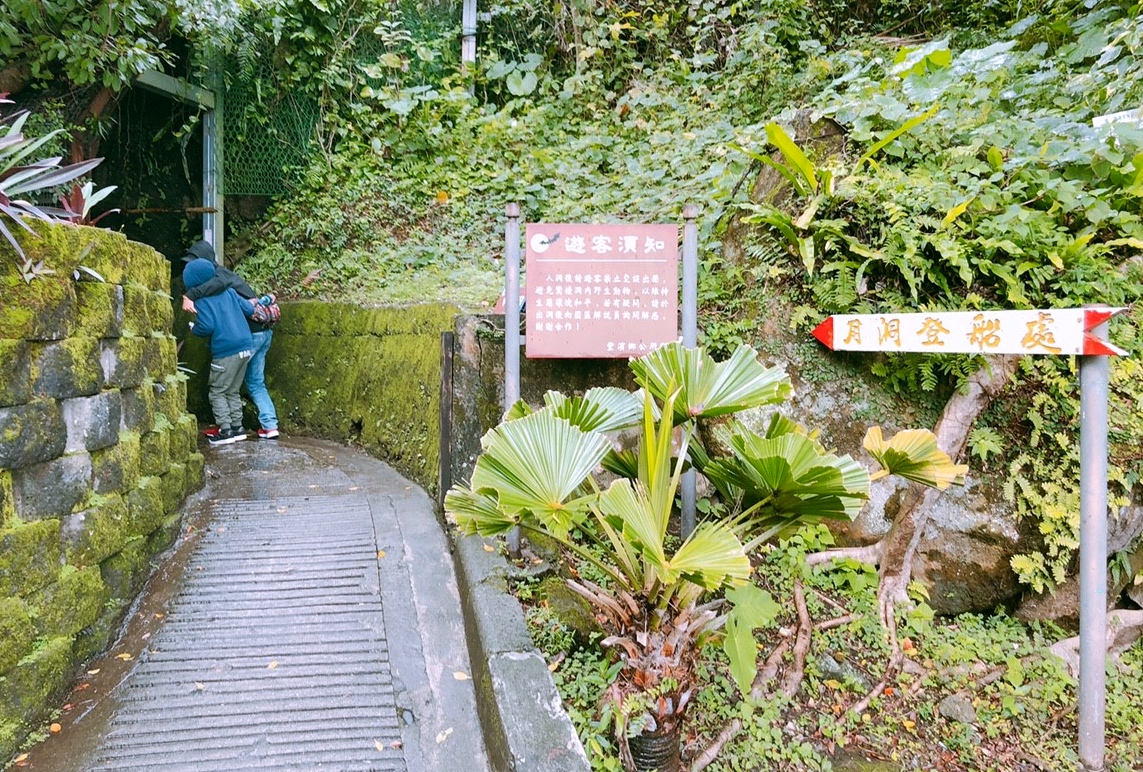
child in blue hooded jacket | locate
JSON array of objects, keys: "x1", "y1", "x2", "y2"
[{"x1": 183, "y1": 256, "x2": 255, "y2": 445}]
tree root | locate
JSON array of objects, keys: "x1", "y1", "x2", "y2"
[
  {"x1": 780, "y1": 579, "x2": 812, "y2": 698},
  {"x1": 805, "y1": 541, "x2": 884, "y2": 568},
  {"x1": 688, "y1": 638, "x2": 792, "y2": 771},
  {"x1": 848, "y1": 650, "x2": 904, "y2": 716},
  {"x1": 1048, "y1": 609, "x2": 1143, "y2": 675}
]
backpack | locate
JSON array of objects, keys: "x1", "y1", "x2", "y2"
[{"x1": 250, "y1": 295, "x2": 281, "y2": 326}]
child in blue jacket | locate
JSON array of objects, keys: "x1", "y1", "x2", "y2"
[{"x1": 183, "y1": 257, "x2": 255, "y2": 445}]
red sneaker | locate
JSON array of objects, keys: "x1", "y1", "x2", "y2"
[
  {"x1": 203, "y1": 426, "x2": 221, "y2": 439},
  {"x1": 257, "y1": 428, "x2": 280, "y2": 439}
]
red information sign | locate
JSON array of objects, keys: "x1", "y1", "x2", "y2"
[{"x1": 525, "y1": 223, "x2": 679, "y2": 358}]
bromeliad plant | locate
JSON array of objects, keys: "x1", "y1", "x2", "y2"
[
  {"x1": 445, "y1": 342, "x2": 966, "y2": 770},
  {"x1": 1, "y1": 95, "x2": 103, "y2": 281}
]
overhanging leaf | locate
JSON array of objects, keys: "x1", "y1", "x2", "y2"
[
  {"x1": 471, "y1": 410, "x2": 610, "y2": 535},
  {"x1": 863, "y1": 427, "x2": 968, "y2": 490}
]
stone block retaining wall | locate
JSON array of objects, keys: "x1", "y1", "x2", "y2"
[
  {"x1": 179, "y1": 300, "x2": 459, "y2": 495},
  {"x1": 0, "y1": 223, "x2": 203, "y2": 759}
]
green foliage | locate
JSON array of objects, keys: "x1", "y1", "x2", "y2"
[
  {"x1": 0, "y1": 99, "x2": 105, "y2": 280},
  {"x1": 0, "y1": 0, "x2": 236, "y2": 93}
]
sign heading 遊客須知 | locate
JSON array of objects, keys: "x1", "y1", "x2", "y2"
[{"x1": 525, "y1": 223, "x2": 679, "y2": 358}]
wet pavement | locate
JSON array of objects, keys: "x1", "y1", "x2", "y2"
[{"x1": 13, "y1": 437, "x2": 489, "y2": 772}]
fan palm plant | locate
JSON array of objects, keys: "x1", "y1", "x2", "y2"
[{"x1": 446, "y1": 343, "x2": 967, "y2": 771}]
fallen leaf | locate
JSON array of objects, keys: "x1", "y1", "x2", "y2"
[
  {"x1": 116, "y1": 653, "x2": 133, "y2": 661},
  {"x1": 349, "y1": 486, "x2": 360, "y2": 491},
  {"x1": 436, "y1": 727, "x2": 454, "y2": 743},
  {"x1": 902, "y1": 719, "x2": 916, "y2": 730},
  {"x1": 453, "y1": 671, "x2": 470, "y2": 681},
  {"x1": 87, "y1": 669, "x2": 100, "y2": 675},
  {"x1": 13, "y1": 754, "x2": 28, "y2": 764},
  {"x1": 49, "y1": 723, "x2": 62, "y2": 734},
  {"x1": 62, "y1": 704, "x2": 74, "y2": 711},
  {"x1": 824, "y1": 679, "x2": 842, "y2": 690},
  {"x1": 548, "y1": 660, "x2": 560, "y2": 672},
  {"x1": 75, "y1": 683, "x2": 90, "y2": 691},
  {"x1": 267, "y1": 661, "x2": 279, "y2": 669},
  {"x1": 195, "y1": 682, "x2": 205, "y2": 690},
  {"x1": 390, "y1": 740, "x2": 403, "y2": 749},
  {"x1": 374, "y1": 740, "x2": 385, "y2": 752},
  {"x1": 153, "y1": 613, "x2": 164, "y2": 619},
  {"x1": 377, "y1": 550, "x2": 386, "y2": 559},
  {"x1": 483, "y1": 544, "x2": 495, "y2": 553}
]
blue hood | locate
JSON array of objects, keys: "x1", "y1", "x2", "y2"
[{"x1": 182, "y1": 258, "x2": 216, "y2": 289}]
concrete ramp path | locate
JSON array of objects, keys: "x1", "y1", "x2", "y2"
[{"x1": 16, "y1": 437, "x2": 489, "y2": 772}]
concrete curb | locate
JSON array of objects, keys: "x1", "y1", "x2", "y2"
[{"x1": 452, "y1": 532, "x2": 591, "y2": 772}]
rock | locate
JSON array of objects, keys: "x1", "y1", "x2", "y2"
[
  {"x1": 814, "y1": 651, "x2": 871, "y2": 691},
  {"x1": 938, "y1": 693, "x2": 977, "y2": 725},
  {"x1": 540, "y1": 577, "x2": 602, "y2": 644}
]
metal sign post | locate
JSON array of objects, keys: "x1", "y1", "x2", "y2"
[
  {"x1": 1078, "y1": 314, "x2": 1111, "y2": 772},
  {"x1": 812, "y1": 307, "x2": 1127, "y2": 771},
  {"x1": 504, "y1": 203, "x2": 522, "y2": 556},
  {"x1": 680, "y1": 205, "x2": 699, "y2": 538}
]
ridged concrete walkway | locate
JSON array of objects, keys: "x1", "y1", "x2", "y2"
[{"x1": 18, "y1": 437, "x2": 488, "y2": 772}]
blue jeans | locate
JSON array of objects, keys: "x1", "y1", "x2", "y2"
[{"x1": 245, "y1": 330, "x2": 278, "y2": 430}]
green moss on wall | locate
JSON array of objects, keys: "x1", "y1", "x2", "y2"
[
  {"x1": 257, "y1": 302, "x2": 457, "y2": 492},
  {"x1": 29, "y1": 566, "x2": 105, "y2": 639},
  {"x1": 170, "y1": 415, "x2": 198, "y2": 463},
  {"x1": 0, "y1": 471, "x2": 12, "y2": 527},
  {"x1": 30, "y1": 337, "x2": 103, "y2": 399},
  {"x1": 0, "y1": 340, "x2": 31, "y2": 407},
  {"x1": 0, "y1": 520, "x2": 62, "y2": 599},
  {"x1": 183, "y1": 452, "x2": 205, "y2": 496},
  {"x1": 60, "y1": 494, "x2": 130, "y2": 568},
  {"x1": 0, "y1": 636, "x2": 74, "y2": 738},
  {"x1": 0, "y1": 598, "x2": 34, "y2": 674},
  {"x1": 98, "y1": 537, "x2": 148, "y2": 605},
  {"x1": 91, "y1": 431, "x2": 141, "y2": 494},
  {"x1": 0, "y1": 224, "x2": 201, "y2": 763},
  {"x1": 74, "y1": 229, "x2": 137, "y2": 287},
  {"x1": 155, "y1": 371, "x2": 186, "y2": 422},
  {"x1": 74, "y1": 282, "x2": 122, "y2": 339},
  {"x1": 0, "y1": 273, "x2": 74, "y2": 342},
  {"x1": 159, "y1": 463, "x2": 186, "y2": 516},
  {"x1": 127, "y1": 476, "x2": 164, "y2": 536},
  {"x1": 106, "y1": 336, "x2": 148, "y2": 389},
  {"x1": 139, "y1": 425, "x2": 170, "y2": 478}
]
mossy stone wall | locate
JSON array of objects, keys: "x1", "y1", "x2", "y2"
[
  {"x1": 179, "y1": 300, "x2": 459, "y2": 493},
  {"x1": 445, "y1": 315, "x2": 635, "y2": 499},
  {"x1": 0, "y1": 223, "x2": 203, "y2": 760}
]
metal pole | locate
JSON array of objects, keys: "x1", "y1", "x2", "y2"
[
  {"x1": 202, "y1": 107, "x2": 218, "y2": 251},
  {"x1": 461, "y1": 0, "x2": 475, "y2": 93},
  {"x1": 439, "y1": 331, "x2": 455, "y2": 508},
  {"x1": 1078, "y1": 312, "x2": 1110, "y2": 772},
  {"x1": 680, "y1": 204, "x2": 699, "y2": 538},
  {"x1": 504, "y1": 203, "x2": 522, "y2": 556}
]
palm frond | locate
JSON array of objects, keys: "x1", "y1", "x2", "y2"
[
  {"x1": 544, "y1": 386, "x2": 643, "y2": 433},
  {"x1": 667, "y1": 521, "x2": 750, "y2": 590},
  {"x1": 704, "y1": 427, "x2": 870, "y2": 528},
  {"x1": 630, "y1": 342, "x2": 792, "y2": 424},
  {"x1": 471, "y1": 410, "x2": 610, "y2": 536},
  {"x1": 444, "y1": 485, "x2": 516, "y2": 535},
  {"x1": 863, "y1": 427, "x2": 968, "y2": 490}
]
